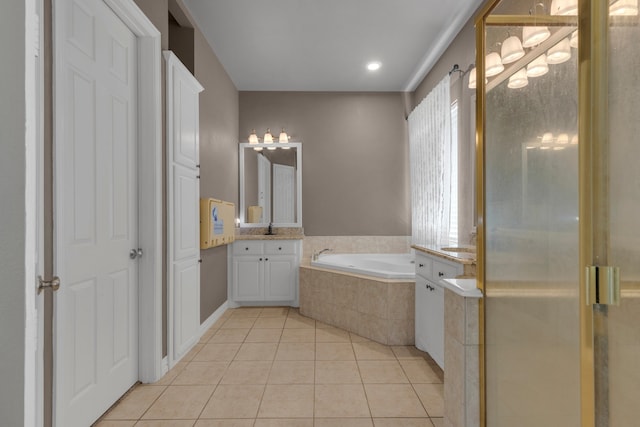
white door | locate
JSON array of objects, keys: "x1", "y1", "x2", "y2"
[
  {"x1": 257, "y1": 154, "x2": 271, "y2": 223},
  {"x1": 165, "y1": 51, "x2": 203, "y2": 365},
  {"x1": 273, "y1": 164, "x2": 295, "y2": 223},
  {"x1": 54, "y1": 0, "x2": 138, "y2": 425},
  {"x1": 264, "y1": 256, "x2": 296, "y2": 301}
]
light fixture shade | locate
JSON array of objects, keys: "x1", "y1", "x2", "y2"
[
  {"x1": 522, "y1": 26, "x2": 551, "y2": 48},
  {"x1": 570, "y1": 30, "x2": 579, "y2": 49},
  {"x1": 610, "y1": 0, "x2": 638, "y2": 16},
  {"x1": 279, "y1": 128, "x2": 290, "y2": 149},
  {"x1": 501, "y1": 36, "x2": 525, "y2": 64},
  {"x1": 556, "y1": 133, "x2": 570, "y2": 145},
  {"x1": 571, "y1": 134, "x2": 579, "y2": 145},
  {"x1": 550, "y1": 0, "x2": 578, "y2": 15},
  {"x1": 264, "y1": 128, "x2": 275, "y2": 150},
  {"x1": 547, "y1": 38, "x2": 572, "y2": 64},
  {"x1": 541, "y1": 132, "x2": 554, "y2": 144},
  {"x1": 468, "y1": 67, "x2": 477, "y2": 89},
  {"x1": 485, "y1": 52, "x2": 504, "y2": 77},
  {"x1": 249, "y1": 129, "x2": 262, "y2": 151},
  {"x1": 527, "y1": 54, "x2": 549, "y2": 77},
  {"x1": 508, "y1": 68, "x2": 529, "y2": 89}
]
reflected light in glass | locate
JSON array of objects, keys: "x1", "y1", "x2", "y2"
[
  {"x1": 527, "y1": 54, "x2": 549, "y2": 77},
  {"x1": 554, "y1": 146, "x2": 566, "y2": 150},
  {"x1": 501, "y1": 36, "x2": 525, "y2": 64},
  {"x1": 610, "y1": 0, "x2": 638, "y2": 15},
  {"x1": 468, "y1": 67, "x2": 477, "y2": 89},
  {"x1": 571, "y1": 134, "x2": 579, "y2": 145},
  {"x1": 522, "y1": 26, "x2": 551, "y2": 48},
  {"x1": 508, "y1": 68, "x2": 529, "y2": 89},
  {"x1": 557, "y1": 133, "x2": 570, "y2": 145},
  {"x1": 547, "y1": 38, "x2": 572, "y2": 64},
  {"x1": 570, "y1": 31, "x2": 578, "y2": 49},
  {"x1": 486, "y1": 52, "x2": 504, "y2": 77},
  {"x1": 541, "y1": 132, "x2": 554, "y2": 144},
  {"x1": 550, "y1": 0, "x2": 578, "y2": 15}
]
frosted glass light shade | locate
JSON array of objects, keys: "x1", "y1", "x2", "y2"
[
  {"x1": 468, "y1": 67, "x2": 477, "y2": 89},
  {"x1": 485, "y1": 52, "x2": 504, "y2": 77},
  {"x1": 610, "y1": 0, "x2": 638, "y2": 16},
  {"x1": 570, "y1": 31, "x2": 578, "y2": 48},
  {"x1": 264, "y1": 128, "x2": 276, "y2": 150},
  {"x1": 279, "y1": 128, "x2": 291, "y2": 149},
  {"x1": 557, "y1": 133, "x2": 570, "y2": 145},
  {"x1": 249, "y1": 129, "x2": 262, "y2": 151},
  {"x1": 541, "y1": 132, "x2": 554, "y2": 144},
  {"x1": 522, "y1": 26, "x2": 551, "y2": 47},
  {"x1": 547, "y1": 38, "x2": 572, "y2": 64},
  {"x1": 550, "y1": 0, "x2": 578, "y2": 15},
  {"x1": 508, "y1": 68, "x2": 529, "y2": 89},
  {"x1": 501, "y1": 36, "x2": 525, "y2": 64},
  {"x1": 527, "y1": 54, "x2": 549, "y2": 77},
  {"x1": 571, "y1": 134, "x2": 579, "y2": 145}
]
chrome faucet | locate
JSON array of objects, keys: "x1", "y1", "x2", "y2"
[{"x1": 312, "y1": 248, "x2": 333, "y2": 261}]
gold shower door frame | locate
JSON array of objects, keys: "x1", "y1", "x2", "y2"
[{"x1": 475, "y1": 1, "x2": 635, "y2": 426}]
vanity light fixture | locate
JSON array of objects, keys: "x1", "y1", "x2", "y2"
[
  {"x1": 248, "y1": 129, "x2": 262, "y2": 151},
  {"x1": 547, "y1": 38, "x2": 572, "y2": 64},
  {"x1": 541, "y1": 132, "x2": 554, "y2": 149},
  {"x1": 508, "y1": 68, "x2": 529, "y2": 89},
  {"x1": 264, "y1": 128, "x2": 276, "y2": 150},
  {"x1": 556, "y1": 133, "x2": 570, "y2": 145},
  {"x1": 367, "y1": 61, "x2": 381, "y2": 71},
  {"x1": 485, "y1": 52, "x2": 505, "y2": 77},
  {"x1": 570, "y1": 30, "x2": 578, "y2": 49},
  {"x1": 526, "y1": 54, "x2": 549, "y2": 77},
  {"x1": 522, "y1": 25, "x2": 551, "y2": 47},
  {"x1": 501, "y1": 36, "x2": 525, "y2": 64},
  {"x1": 279, "y1": 128, "x2": 291, "y2": 149},
  {"x1": 550, "y1": 0, "x2": 578, "y2": 15},
  {"x1": 610, "y1": 0, "x2": 638, "y2": 16}
]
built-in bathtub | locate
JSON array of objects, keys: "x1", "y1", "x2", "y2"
[
  {"x1": 310, "y1": 253, "x2": 415, "y2": 280},
  {"x1": 300, "y1": 253, "x2": 415, "y2": 345}
]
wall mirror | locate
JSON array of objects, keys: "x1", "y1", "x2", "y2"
[{"x1": 239, "y1": 142, "x2": 302, "y2": 228}]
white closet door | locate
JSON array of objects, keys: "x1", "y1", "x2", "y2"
[
  {"x1": 165, "y1": 51, "x2": 204, "y2": 366},
  {"x1": 273, "y1": 164, "x2": 295, "y2": 223}
]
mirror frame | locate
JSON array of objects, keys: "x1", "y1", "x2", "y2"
[{"x1": 239, "y1": 142, "x2": 302, "y2": 228}]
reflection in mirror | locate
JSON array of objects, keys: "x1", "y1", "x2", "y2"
[{"x1": 239, "y1": 142, "x2": 302, "y2": 227}]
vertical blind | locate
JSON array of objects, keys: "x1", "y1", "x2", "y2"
[{"x1": 408, "y1": 75, "x2": 452, "y2": 246}]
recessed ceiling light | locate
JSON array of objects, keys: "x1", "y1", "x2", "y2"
[{"x1": 367, "y1": 62, "x2": 381, "y2": 71}]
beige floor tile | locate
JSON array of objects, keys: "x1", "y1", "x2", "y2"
[
  {"x1": 135, "y1": 421, "x2": 195, "y2": 427},
  {"x1": 352, "y1": 342, "x2": 396, "y2": 360},
  {"x1": 152, "y1": 361, "x2": 187, "y2": 386},
  {"x1": 391, "y1": 346, "x2": 428, "y2": 360},
  {"x1": 192, "y1": 343, "x2": 240, "y2": 362},
  {"x1": 314, "y1": 321, "x2": 333, "y2": 329},
  {"x1": 315, "y1": 327, "x2": 351, "y2": 342},
  {"x1": 280, "y1": 328, "x2": 315, "y2": 343},
  {"x1": 194, "y1": 420, "x2": 254, "y2": 427},
  {"x1": 314, "y1": 419, "x2": 373, "y2": 427},
  {"x1": 258, "y1": 307, "x2": 290, "y2": 317},
  {"x1": 94, "y1": 421, "x2": 136, "y2": 427},
  {"x1": 253, "y1": 317, "x2": 286, "y2": 328},
  {"x1": 314, "y1": 384, "x2": 370, "y2": 418},
  {"x1": 229, "y1": 308, "x2": 263, "y2": 318},
  {"x1": 253, "y1": 419, "x2": 313, "y2": 427},
  {"x1": 104, "y1": 385, "x2": 166, "y2": 419},
  {"x1": 199, "y1": 327, "x2": 219, "y2": 344},
  {"x1": 234, "y1": 343, "x2": 278, "y2": 361},
  {"x1": 364, "y1": 384, "x2": 427, "y2": 418},
  {"x1": 209, "y1": 328, "x2": 250, "y2": 343},
  {"x1": 257, "y1": 384, "x2": 315, "y2": 418},
  {"x1": 268, "y1": 361, "x2": 314, "y2": 384},
  {"x1": 349, "y1": 333, "x2": 371, "y2": 343},
  {"x1": 221, "y1": 317, "x2": 257, "y2": 329},
  {"x1": 316, "y1": 343, "x2": 355, "y2": 361},
  {"x1": 315, "y1": 361, "x2": 361, "y2": 384},
  {"x1": 399, "y1": 360, "x2": 443, "y2": 384},
  {"x1": 284, "y1": 316, "x2": 316, "y2": 329},
  {"x1": 171, "y1": 362, "x2": 228, "y2": 385},
  {"x1": 358, "y1": 360, "x2": 409, "y2": 383},
  {"x1": 429, "y1": 418, "x2": 443, "y2": 427},
  {"x1": 199, "y1": 384, "x2": 264, "y2": 419},
  {"x1": 413, "y1": 383, "x2": 444, "y2": 417},
  {"x1": 142, "y1": 385, "x2": 214, "y2": 419},
  {"x1": 182, "y1": 344, "x2": 204, "y2": 362},
  {"x1": 220, "y1": 360, "x2": 272, "y2": 384},
  {"x1": 245, "y1": 328, "x2": 283, "y2": 343},
  {"x1": 275, "y1": 342, "x2": 315, "y2": 361},
  {"x1": 373, "y1": 419, "x2": 433, "y2": 427}
]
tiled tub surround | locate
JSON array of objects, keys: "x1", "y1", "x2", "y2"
[
  {"x1": 303, "y1": 235, "x2": 412, "y2": 259},
  {"x1": 299, "y1": 264, "x2": 415, "y2": 345}
]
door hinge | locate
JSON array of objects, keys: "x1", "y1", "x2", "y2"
[{"x1": 586, "y1": 266, "x2": 620, "y2": 306}]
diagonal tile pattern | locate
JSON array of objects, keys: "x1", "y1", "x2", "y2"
[{"x1": 95, "y1": 307, "x2": 444, "y2": 426}]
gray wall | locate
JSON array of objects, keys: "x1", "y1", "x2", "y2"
[
  {"x1": 239, "y1": 92, "x2": 411, "y2": 236},
  {"x1": 0, "y1": 1, "x2": 26, "y2": 425}
]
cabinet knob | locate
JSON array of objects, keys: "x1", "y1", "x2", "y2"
[
  {"x1": 418, "y1": 263, "x2": 424, "y2": 267},
  {"x1": 259, "y1": 258, "x2": 263, "y2": 261},
  {"x1": 265, "y1": 258, "x2": 269, "y2": 261},
  {"x1": 245, "y1": 247, "x2": 249, "y2": 251},
  {"x1": 438, "y1": 272, "x2": 444, "y2": 277},
  {"x1": 279, "y1": 247, "x2": 282, "y2": 250}
]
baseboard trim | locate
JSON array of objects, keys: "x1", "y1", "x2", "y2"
[{"x1": 199, "y1": 300, "x2": 229, "y2": 335}]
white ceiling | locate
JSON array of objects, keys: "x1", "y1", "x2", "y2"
[{"x1": 182, "y1": 0, "x2": 483, "y2": 92}]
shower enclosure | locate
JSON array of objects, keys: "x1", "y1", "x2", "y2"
[{"x1": 476, "y1": 1, "x2": 640, "y2": 425}]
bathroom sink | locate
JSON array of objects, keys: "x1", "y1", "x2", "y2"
[{"x1": 440, "y1": 246, "x2": 476, "y2": 254}]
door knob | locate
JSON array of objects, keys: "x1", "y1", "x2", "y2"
[
  {"x1": 37, "y1": 276, "x2": 60, "y2": 294},
  {"x1": 129, "y1": 248, "x2": 143, "y2": 259}
]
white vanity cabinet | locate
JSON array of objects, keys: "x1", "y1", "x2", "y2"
[
  {"x1": 228, "y1": 239, "x2": 301, "y2": 307},
  {"x1": 415, "y1": 251, "x2": 463, "y2": 369}
]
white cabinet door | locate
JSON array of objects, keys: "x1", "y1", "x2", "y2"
[
  {"x1": 415, "y1": 280, "x2": 430, "y2": 353},
  {"x1": 429, "y1": 282, "x2": 445, "y2": 369},
  {"x1": 233, "y1": 256, "x2": 264, "y2": 301},
  {"x1": 172, "y1": 259, "x2": 200, "y2": 360},
  {"x1": 264, "y1": 255, "x2": 296, "y2": 301}
]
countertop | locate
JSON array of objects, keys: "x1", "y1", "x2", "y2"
[
  {"x1": 235, "y1": 234, "x2": 304, "y2": 241},
  {"x1": 441, "y1": 278, "x2": 483, "y2": 298},
  {"x1": 411, "y1": 243, "x2": 476, "y2": 265}
]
